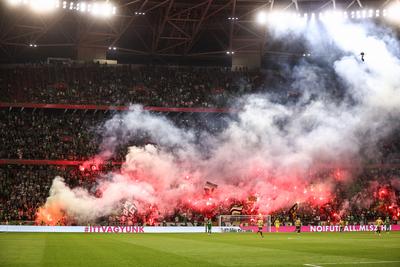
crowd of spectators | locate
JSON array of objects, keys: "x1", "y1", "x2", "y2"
[
  {"x1": 0, "y1": 63, "x2": 399, "y2": 226},
  {"x1": 0, "y1": 63, "x2": 262, "y2": 108},
  {"x1": 269, "y1": 167, "x2": 400, "y2": 226},
  {"x1": 0, "y1": 109, "x2": 227, "y2": 161},
  {"x1": 1, "y1": 107, "x2": 398, "y2": 163},
  {"x1": 0, "y1": 164, "x2": 117, "y2": 224},
  {"x1": 0, "y1": 163, "x2": 398, "y2": 225},
  {"x1": 0, "y1": 109, "x2": 103, "y2": 160}
]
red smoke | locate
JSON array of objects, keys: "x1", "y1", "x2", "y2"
[{"x1": 35, "y1": 203, "x2": 66, "y2": 226}]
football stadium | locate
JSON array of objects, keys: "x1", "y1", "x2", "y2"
[{"x1": 0, "y1": 0, "x2": 400, "y2": 266}]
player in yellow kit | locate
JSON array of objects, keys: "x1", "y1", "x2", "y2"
[
  {"x1": 274, "y1": 218, "x2": 281, "y2": 232},
  {"x1": 257, "y1": 218, "x2": 264, "y2": 238},
  {"x1": 295, "y1": 217, "x2": 302, "y2": 234},
  {"x1": 376, "y1": 217, "x2": 384, "y2": 236},
  {"x1": 339, "y1": 219, "x2": 345, "y2": 232},
  {"x1": 274, "y1": 219, "x2": 280, "y2": 232}
]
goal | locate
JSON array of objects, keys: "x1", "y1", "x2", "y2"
[{"x1": 218, "y1": 215, "x2": 272, "y2": 232}]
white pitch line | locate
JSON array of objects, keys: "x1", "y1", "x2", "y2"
[{"x1": 304, "y1": 260, "x2": 400, "y2": 266}]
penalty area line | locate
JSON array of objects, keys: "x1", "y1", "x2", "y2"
[{"x1": 303, "y1": 260, "x2": 400, "y2": 266}]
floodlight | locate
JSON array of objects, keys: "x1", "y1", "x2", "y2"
[
  {"x1": 256, "y1": 11, "x2": 268, "y2": 25},
  {"x1": 368, "y1": 9, "x2": 373, "y2": 18},
  {"x1": 90, "y1": 2, "x2": 114, "y2": 17},
  {"x1": 387, "y1": 1, "x2": 400, "y2": 22},
  {"x1": 6, "y1": 0, "x2": 116, "y2": 16},
  {"x1": 29, "y1": 0, "x2": 59, "y2": 12},
  {"x1": 7, "y1": 0, "x2": 22, "y2": 6},
  {"x1": 80, "y1": 2, "x2": 86, "y2": 12},
  {"x1": 361, "y1": 10, "x2": 367, "y2": 18}
]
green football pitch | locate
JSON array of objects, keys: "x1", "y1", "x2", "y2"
[{"x1": 1, "y1": 232, "x2": 400, "y2": 267}]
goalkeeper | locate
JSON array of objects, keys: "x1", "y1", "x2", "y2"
[
  {"x1": 206, "y1": 218, "x2": 212, "y2": 235},
  {"x1": 384, "y1": 216, "x2": 391, "y2": 234}
]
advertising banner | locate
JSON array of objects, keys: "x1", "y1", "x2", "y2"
[
  {"x1": 241, "y1": 225, "x2": 400, "y2": 233},
  {"x1": 1, "y1": 225, "x2": 399, "y2": 233}
]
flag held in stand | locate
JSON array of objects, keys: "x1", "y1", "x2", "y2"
[
  {"x1": 230, "y1": 204, "x2": 243, "y2": 215},
  {"x1": 122, "y1": 201, "x2": 137, "y2": 217},
  {"x1": 288, "y1": 203, "x2": 299, "y2": 221}
]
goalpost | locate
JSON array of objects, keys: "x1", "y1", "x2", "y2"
[{"x1": 218, "y1": 215, "x2": 272, "y2": 232}]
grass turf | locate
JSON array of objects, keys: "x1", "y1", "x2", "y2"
[{"x1": 0, "y1": 232, "x2": 399, "y2": 267}]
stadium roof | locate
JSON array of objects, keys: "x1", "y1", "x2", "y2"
[{"x1": 0, "y1": 0, "x2": 391, "y2": 63}]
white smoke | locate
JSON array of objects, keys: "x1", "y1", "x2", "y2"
[{"x1": 42, "y1": 19, "x2": 400, "y2": 223}]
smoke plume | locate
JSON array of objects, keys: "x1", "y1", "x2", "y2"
[{"x1": 38, "y1": 18, "x2": 400, "y2": 224}]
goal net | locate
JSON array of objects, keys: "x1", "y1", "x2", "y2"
[{"x1": 218, "y1": 215, "x2": 272, "y2": 232}]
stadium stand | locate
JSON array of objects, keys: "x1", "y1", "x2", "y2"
[
  {"x1": 0, "y1": 64, "x2": 399, "y2": 226},
  {"x1": 0, "y1": 64, "x2": 262, "y2": 107},
  {"x1": 0, "y1": 164, "x2": 113, "y2": 224}
]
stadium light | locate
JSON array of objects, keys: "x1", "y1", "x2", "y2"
[
  {"x1": 7, "y1": 0, "x2": 22, "y2": 5},
  {"x1": 387, "y1": 1, "x2": 400, "y2": 23},
  {"x1": 6, "y1": 0, "x2": 116, "y2": 16},
  {"x1": 255, "y1": 7, "x2": 397, "y2": 25},
  {"x1": 91, "y1": 2, "x2": 112, "y2": 17},
  {"x1": 79, "y1": 2, "x2": 86, "y2": 12},
  {"x1": 7, "y1": 0, "x2": 60, "y2": 12},
  {"x1": 256, "y1": 11, "x2": 268, "y2": 25}
]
